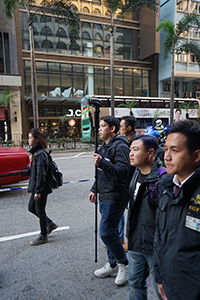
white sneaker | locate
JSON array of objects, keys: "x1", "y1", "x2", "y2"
[
  {"x1": 115, "y1": 264, "x2": 128, "y2": 286},
  {"x1": 94, "y1": 262, "x2": 118, "y2": 278}
]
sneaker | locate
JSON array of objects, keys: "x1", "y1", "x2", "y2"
[
  {"x1": 94, "y1": 262, "x2": 118, "y2": 278},
  {"x1": 30, "y1": 234, "x2": 48, "y2": 246},
  {"x1": 47, "y1": 222, "x2": 58, "y2": 235},
  {"x1": 115, "y1": 264, "x2": 129, "y2": 286}
]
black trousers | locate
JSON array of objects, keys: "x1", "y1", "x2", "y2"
[{"x1": 28, "y1": 191, "x2": 51, "y2": 236}]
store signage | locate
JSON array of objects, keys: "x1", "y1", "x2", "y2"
[
  {"x1": 65, "y1": 109, "x2": 81, "y2": 117},
  {"x1": 68, "y1": 119, "x2": 76, "y2": 127}
]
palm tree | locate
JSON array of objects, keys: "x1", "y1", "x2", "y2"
[
  {"x1": 0, "y1": 88, "x2": 19, "y2": 140},
  {"x1": 2, "y1": 0, "x2": 80, "y2": 128},
  {"x1": 156, "y1": 14, "x2": 200, "y2": 124},
  {"x1": 103, "y1": 0, "x2": 158, "y2": 116},
  {"x1": 118, "y1": 99, "x2": 137, "y2": 115}
]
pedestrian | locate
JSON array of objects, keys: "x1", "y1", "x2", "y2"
[
  {"x1": 119, "y1": 115, "x2": 137, "y2": 250},
  {"x1": 89, "y1": 116, "x2": 131, "y2": 286},
  {"x1": 154, "y1": 120, "x2": 200, "y2": 300},
  {"x1": 149, "y1": 130, "x2": 165, "y2": 165},
  {"x1": 127, "y1": 134, "x2": 165, "y2": 300},
  {"x1": 28, "y1": 128, "x2": 58, "y2": 246},
  {"x1": 174, "y1": 108, "x2": 182, "y2": 122}
]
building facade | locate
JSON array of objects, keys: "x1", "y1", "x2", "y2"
[
  {"x1": 0, "y1": 0, "x2": 160, "y2": 139},
  {"x1": 159, "y1": 0, "x2": 200, "y2": 99}
]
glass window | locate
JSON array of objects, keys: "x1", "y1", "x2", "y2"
[
  {"x1": 69, "y1": 43, "x2": 80, "y2": 55},
  {"x1": 83, "y1": 31, "x2": 91, "y2": 40},
  {"x1": 49, "y1": 73, "x2": 61, "y2": 96},
  {"x1": 116, "y1": 47, "x2": 123, "y2": 59},
  {"x1": 116, "y1": 35, "x2": 123, "y2": 43},
  {"x1": 36, "y1": 61, "x2": 47, "y2": 71},
  {"x1": 94, "y1": 8, "x2": 101, "y2": 15},
  {"x1": 61, "y1": 74, "x2": 72, "y2": 97},
  {"x1": 134, "y1": 77, "x2": 141, "y2": 96},
  {"x1": 95, "y1": 74, "x2": 104, "y2": 94},
  {"x1": 41, "y1": 26, "x2": 53, "y2": 36},
  {"x1": 40, "y1": 15, "x2": 52, "y2": 23},
  {"x1": 56, "y1": 28, "x2": 67, "y2": 37},
  {"x1": 94, "y1": 32, "x2": 103, "y2": 40},
  {"x1": 95, "y1": 66, "x2": 103, "y2": 73},
  {"x1": 41, "y1": 39, "x2": 54, "y2": 49},
  {"x1": 142, "y1": 77, "x2": 149, "y2": 96},
  {"x1": 37, "y1": 72, "x2": 48, "y2": 96},
  {"x1": 115, "y1": 75, "x2": 123, "y2": 95},
  {"x1": 124, "y1": 44, "x2": 132, "y2": 60},
  {"x1": 31, "y1": 14, "x2": 38, "y2": 23},
  {"x1": 82, "y1": 22, "x2": 91, "y2": 28},
  {"x1": 48, "y1": 62, "x2": 60, "y2": 72},
  {"x1": 124, "y1": 77, "x2": 133, "y2": 96},
  {"x1": 94, "y1": 45, "x2": 103, "y2": 57},
  {"x1": 55, "y1": 17, "x2": 66, "y2": 25},
  {"x1": 73, "y1": 73, "x2": 84, "y2": 94},
  {"x1": 83, "y1": 42, "x2": 93, "y2": 57},
  {"x1": 124, "y1": 68, "x2": 132, "y2": 76},
  {"x1": 84, "y1": 71, "x2": 94, "y2": 95},
  {"x1": 73, "y1": 64, "x2": 83, "y2": 72},
  {"x1": 61, "y1": 63, "x2": 71, "y2": 72},
  {"x1": 142, "y1": 70, "x2": 149, "y2": 76},
  {"x1": 93, "y1": 24, "x2": 103, "y2": 30},
  {"x1": 105, "y1": 34, "x2": 110, "y2": 41},
  {"x1": 83, "y1": 7, "x2": 90, "y2": 13},
  {"x1": 56, "y1": 41, "x2": 67, "y2": 50}
]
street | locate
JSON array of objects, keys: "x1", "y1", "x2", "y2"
[{"x1": 0, "y1": 151, "x2": 159, "y2": 300}]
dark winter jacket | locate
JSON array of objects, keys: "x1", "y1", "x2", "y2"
[
  {"x1": 27, "y1": 142, "x2": 51, "y2": 195},
  {"x1": 154, "y1": 167, "x2": 200, "y2": 300},
  {"x1": 127, "y1": 158, "x2": 165, "y2": 254},
  {"x1": 90, "y1": 134, "x2": 132, "y2": 204},
  {"x1": 128, "y1": 132, "x2": 137, "y2": 146}
]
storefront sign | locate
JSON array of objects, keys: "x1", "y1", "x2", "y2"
[
  {"x1": 65, "y1": 109, "x2": 81, "y2": 117},
  {"x1": 68, "y1": 119, "x2": 76, "y2": 127}
]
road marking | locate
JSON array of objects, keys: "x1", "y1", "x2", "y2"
[
  {"x1": 74, "y1": 152, "x2": 85, "y2": 157},
  {"x1": 54, "y1": 154, "x2": 92, "y2": 160},
  {"x1": 0, "y1": 226, "x2": 70, "y2": 243}
]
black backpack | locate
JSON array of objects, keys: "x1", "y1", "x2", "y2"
[{"x1": 45, "y1": 150, "x2": 63, "y2": 189}]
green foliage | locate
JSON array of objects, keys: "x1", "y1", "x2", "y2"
[
  {"x1": 156, "y1": 14, "x2": 200, "y2": 62},
  {"x1": 118, "y1": 100, "x2": 137, "y2": 115},
  {"x1": 0, "y1": 88, "x2": 17, "y2": 109}
]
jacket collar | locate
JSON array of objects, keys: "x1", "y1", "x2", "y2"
[{"x1": 29, "y1": 141, "x2": 43, "y2": 155}]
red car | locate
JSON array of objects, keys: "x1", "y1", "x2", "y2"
[{"x1": 0, "y1": 147, "x2": 31, "y2": 187}]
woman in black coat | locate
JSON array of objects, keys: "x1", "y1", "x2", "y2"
[{"x1": 28, "y1": 128, "x2": 58, "y2": 246}]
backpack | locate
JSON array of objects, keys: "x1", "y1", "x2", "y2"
[
  {"x1": 45, "y1": 150, "x2": 63, "y2": 189},
  {"x1": 148, "y1": 166, "x2": 166, "y2": 203}
]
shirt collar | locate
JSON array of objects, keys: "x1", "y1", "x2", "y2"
[{"x1": 173, "y1": 171, "x2": 195, "y2": 188}]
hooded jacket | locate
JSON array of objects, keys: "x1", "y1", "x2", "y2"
[
  {"x1": 127, "y1": 158, "x2": 165, "y2": 254},
  {"x1": 154, "y1": 167, "x2": 200, "y2": 300},
  {"x1": 27, "y1": 142, "x2": 51, "y2": 195},
  {"x1": 91, "y1": 134, "x2": 131, "y2": 204}
]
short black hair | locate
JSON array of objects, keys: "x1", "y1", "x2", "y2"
[
  {"x1": 168, "y1": 120, "x2": 200, "y2": 153},
  {"x1": 101, "y1": 116, "x2": 120, "y2": 133},
  {"x1": 121, "y1": 115, "x2": 137, "y2": 132},
  {"x1": 132, "y1": 134, "x2": 159, "y2": 153},
  {"x1": 175, "y1": 109, "x2": 182, "y2": 114}
]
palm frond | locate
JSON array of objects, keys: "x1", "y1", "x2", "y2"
[
  {"x1": 40, "y1": 0, "x2": 80, "y2": 44},
  {"x1": 179, "y1": 41, "x2": 200, "y2": 64},
  {"x1": 176, "y1": 14, "x2": 200, "y2": 37}
]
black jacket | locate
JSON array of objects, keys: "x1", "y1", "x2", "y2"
[
  {"x1": 91, "y1": 134, "x2": 131, "y2": 204},
  {"x1": 27, "y1": 142, "x2": 51, "y2": 195},
  {"x1": 127, "y1": 158, "x2": 165, "y2": 254},
  {"x1": 154, "y1": 168, "x2": 200, "y2": 300}
]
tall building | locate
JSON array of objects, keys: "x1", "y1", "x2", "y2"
[
  {"x1": 0, "y1": 1, "x2": 22, "y2": 143},
  {"x1": 159, "y1": 0, "x2": 200, "y2": 99},
  {"x1": 1, "y1": 0, "x2": 160, "y2": 139}
]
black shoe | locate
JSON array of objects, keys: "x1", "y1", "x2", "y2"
[
  {"x1": 30, "y1": 234, "x2": 48, "y2": 246},
  {"x1": 47, "y1": 222, "x2": 58, "y2": 235}
]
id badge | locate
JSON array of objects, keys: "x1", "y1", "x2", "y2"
[{"x1": 185, "y1": 215, "x2": 200, "y2": 232}]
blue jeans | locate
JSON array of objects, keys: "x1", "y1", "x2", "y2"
[
  {"x1": 99, "y1": 201, "x2": 127, "y2": 265},
  {"x1": 118, "y1": 214, "x2": 125, "y2": 241},
  {"x1": 128, "y1": 251, "x2": 162, "y2": 300}
]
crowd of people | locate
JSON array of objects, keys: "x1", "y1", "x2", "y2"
[{"x1": 27, "y1": 110, "x2": 200, "y2": 300}]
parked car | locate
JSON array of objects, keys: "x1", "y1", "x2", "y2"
[{"x1": 0, "y1": 147, "x2": 31, "y2": 187}]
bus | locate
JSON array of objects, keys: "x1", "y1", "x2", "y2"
[{"x1": 91, "y1": 95, "x2": 200, "y2": 128}]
